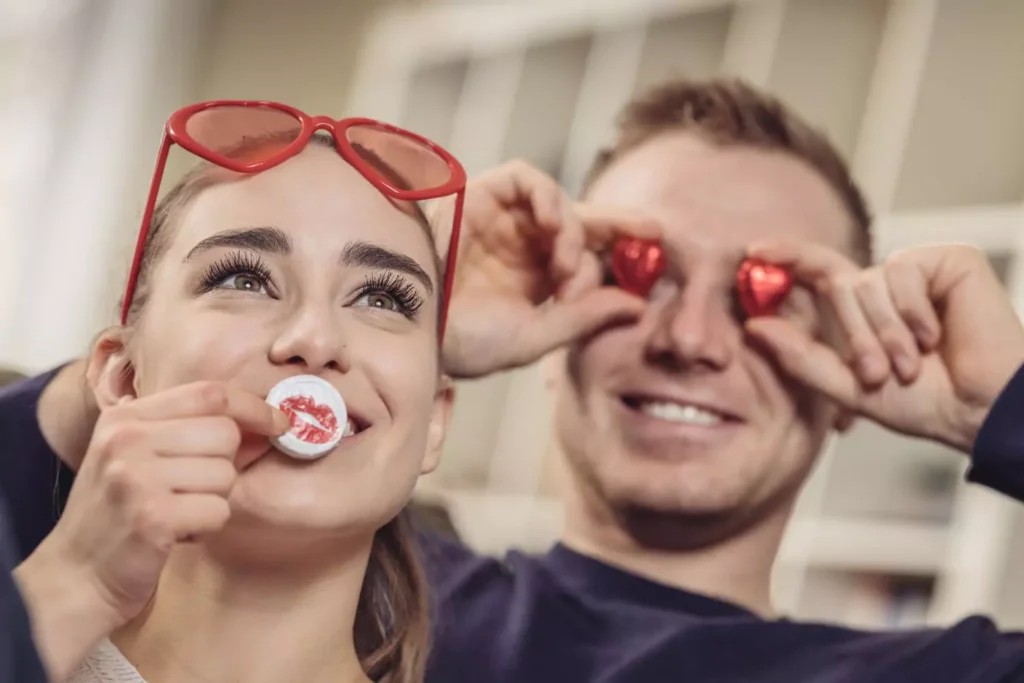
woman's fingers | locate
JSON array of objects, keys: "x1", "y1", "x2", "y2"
[
  {"x1": 165, "y1": 494, "x2": 233, "y2": 541},
  {"x1": 146, "y1": 416, "x2": 243, "y2": 460},
  {"x1": 120, "y1": 381, "x2": 289, "y2": 437},
  {"x1": 154, "y1": 457, "x2": 239, "y2": 495}
]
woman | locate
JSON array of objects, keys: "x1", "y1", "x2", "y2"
[
  {"x1": 15, "y1": 102, "x2": 656, "y2": 683},
  {"x1": 34, "y1": 102, "x2": 464, "y2": 683}
]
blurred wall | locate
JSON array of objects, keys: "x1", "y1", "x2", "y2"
[{"x1": 0, "y1": 0, "x2": 384, "y2": 374}]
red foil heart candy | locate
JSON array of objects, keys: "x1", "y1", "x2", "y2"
[
  {"x1": 736, "y1": 258, "x2": 793, "y2": 317},
  {"x1": 611, "y1": 237, "x2": 666, "y2": 297}
]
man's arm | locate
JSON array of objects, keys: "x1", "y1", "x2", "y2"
[
  {"x1": 37, "y1": 360, "x2": 97, "y2": 473},
  {"x1": 0, "y1": 365, "x2": 87, "y2": 559},
  {"x1": 968, "y1": 361, "x2": 1024, "y2": 500},
  {"x1": 0, "y1": 501, "x2": 51, "y2": 683}
]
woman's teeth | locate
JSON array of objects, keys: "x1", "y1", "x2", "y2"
[
  {"x1": 343, "y1": 418, "x2": 358, "y2": 436},
  {"x1": 640, "y1": 401, "x2": 723, "y2": 425}
]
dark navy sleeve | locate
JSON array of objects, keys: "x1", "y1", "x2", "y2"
[
  {"x1": 0, "y1": 498, "x2": 49, "y2": 683},
  {"x1": 0, "y1": 368, "x2": 75, "y2": 560},
  {"x1": 968, "y1": 362, "x2": 1024, "y2": 501},
  {"x1": 418, "y1": 528, "x2": 484, "y2": 593}
]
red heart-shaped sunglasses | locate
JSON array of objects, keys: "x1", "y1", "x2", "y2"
[{"x1": 123, "y1": 100, "x2": 468, "y2": 337}]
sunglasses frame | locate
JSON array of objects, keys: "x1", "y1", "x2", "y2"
[{"x1": 122, "y1": 100, "x2": 467, "y2": 340}]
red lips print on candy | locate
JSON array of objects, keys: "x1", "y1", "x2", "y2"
[
  {"x1": 611, "y1": 237, "x2": 666, "y2": 297},
  {"x1": 736, "y1": 258, "x2": 793, "y2": 317}
]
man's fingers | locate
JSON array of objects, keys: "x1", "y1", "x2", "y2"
[
  {"x1": 748, "y1": 240, "x2": 860, "y2": 284},
  {"x1": 751, "y1": 241, "x2": 892, "y2": 386},
  {"x1": 572, "y1": 203, "x2": 662, "y2": 248},
  {"x1": 826, "y1": 278, "x2": 891, "y2": 387},
  {"x1": 854, "y1": 274, "x2": 921, "y2": 383},
  {"x1": 556, "y1": 251, "x2": 603, "y2": 302},
  {"x1": 517, "y1": 289, "x2": 646, "y2": 363},
  {"x1": 121, "y1": 381, "x2": 289, "y2": 437},
  {"x1": 483, "y1": 160, "x2": 585, "y2": 278},
  {"x1": 884, "y1": 259, "x2": 942, "y2": 350},
  {"x1": 744, "y1": 317, "x2": 863, "y2": 408}
]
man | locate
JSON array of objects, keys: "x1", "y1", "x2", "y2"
[{"x1": 4, "y1": 77, "x2": 1024, "y2": 683}]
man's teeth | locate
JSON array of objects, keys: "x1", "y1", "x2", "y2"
[
  {"x1": 639, "y1": 401, "x2": 723, "y2": 425},
  {"x1": 343, "y1": 418, "x2": 358, "y2": 437}
]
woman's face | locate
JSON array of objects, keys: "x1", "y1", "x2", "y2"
[{"x1": 99, "y1": 146, "x2": 450, "y2": 540}]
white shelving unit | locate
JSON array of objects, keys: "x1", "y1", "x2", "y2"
[{"x1": 347, "y1": 0, "x2": 1024, "y2": 629}]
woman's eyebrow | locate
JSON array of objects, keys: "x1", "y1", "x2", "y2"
[
  {"x1": 341, "y1": 240, "x2": 433, "y2": 294},
  {"x1": 184, "y1": 226, "x2": 292, "y2": 262}
]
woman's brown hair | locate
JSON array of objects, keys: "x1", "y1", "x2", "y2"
[{"x1": 123, "y1": 134, "x2": 433, "y2": 682}]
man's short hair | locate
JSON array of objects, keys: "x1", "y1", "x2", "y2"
[{"x1": 582, "y1": 77, "x2": 873, "y2": 265}]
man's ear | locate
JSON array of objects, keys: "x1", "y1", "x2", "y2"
[
  {"x1": 86, "y1": 327, "x2": 137, "y2": 409},
  {"x1": 422, "y1": 375, "x2": 455, "y2": 475}
]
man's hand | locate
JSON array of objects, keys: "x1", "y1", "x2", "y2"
[
  {"x1": 744, "y1": 242, "x2": 1024, "y2": 452},
  {"x1": 436, "y1": 160, "x2": 661, "y2": 379}
]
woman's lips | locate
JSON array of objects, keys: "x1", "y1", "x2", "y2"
[{"x1": 279, "y1": 395, "x2": 339, "y2": 445}]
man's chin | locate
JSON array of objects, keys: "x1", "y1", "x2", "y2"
[
  {"x1": 592, "y1": 469, "x2": 772, "y2": 551},
  {"x1": 612, "y1": 498, "x2": 767, "y2": 552}
]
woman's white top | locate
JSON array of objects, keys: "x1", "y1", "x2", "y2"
[{"x1": 68, "y1": 639, "x2": 146, "y2": 683}]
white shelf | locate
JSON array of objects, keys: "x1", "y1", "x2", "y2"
[{"x1": 777, "y1": 517, "x2": 948, "y2": 575}]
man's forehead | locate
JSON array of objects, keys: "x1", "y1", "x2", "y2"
[{"x1": 586, "y1": 132, "x2": 852, "y2": 254}]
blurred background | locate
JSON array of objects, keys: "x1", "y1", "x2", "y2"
[{"x1": 2, "y1": 0, "x2": 1024, "y2": 631}]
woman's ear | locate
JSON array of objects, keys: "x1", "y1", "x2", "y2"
[
  {"x1": 422, "y1": 376, "x2": 455, "y2": 475},
  {"x1": 86, "y1": 327, "x2": 137, "y2": 409}
]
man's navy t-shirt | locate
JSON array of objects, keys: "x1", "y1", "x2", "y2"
[{"x1": 3, "y1": 366, "x2": 1024, "y2": 683}]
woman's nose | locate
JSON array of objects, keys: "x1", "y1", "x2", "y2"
[{"x1": 268, "y1": 307, "x2": 351, "y2": 373}]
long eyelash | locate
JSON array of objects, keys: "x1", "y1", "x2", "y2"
[
  {"x1": 196, "y1": 250, "x2": 273, "y2": 294},
  {"x1": 359, "y1": 271, "x2": 424, "y2": 318}
]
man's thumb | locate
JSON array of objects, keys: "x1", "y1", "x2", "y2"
[
  {"x1": 520, "y1": 289, "x2": 645, "y2": 361},
  {"x1": 745, "y1": 317, "x2": 860, "y2": 407}
]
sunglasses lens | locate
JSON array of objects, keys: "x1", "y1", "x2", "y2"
[
  {"x1": 344, "y1": 123, "x2": 452, "y2": 192},
  {"x1": 185, "y1": 105, "x2": 302, "y2": 161}
]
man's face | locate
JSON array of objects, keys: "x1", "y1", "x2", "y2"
[{"x1": 554, "y1": 132, "x2": 855, "y2": 543}]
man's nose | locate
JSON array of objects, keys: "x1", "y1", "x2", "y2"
[
  {"x1": 644, "y1": 283, "x2": 737, "y2": 371},
  {"x1": 269, "y1": 305, "x2": 351, "y2": 374}
]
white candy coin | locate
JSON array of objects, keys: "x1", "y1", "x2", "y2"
[{"x1": 266, "y1": 375, "x2": 347, "y2": 460}]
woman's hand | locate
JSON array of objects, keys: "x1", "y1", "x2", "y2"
[
  {"x1": 744, "y1": 242, "x2": 1024, "y2": 452},
  {"x1": 15, "y1": 381, "x2": 288, "y2": 681},
  {"x1": 436, "y1": 160, "x2": 661, "y2": 378}
]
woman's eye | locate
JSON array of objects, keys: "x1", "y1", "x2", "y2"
[
  {"x1": 218, "y1": 274, "x2": 267, "y2": 294},
  {"x1": 358, "y1": 292, "x2": 398, "y2": 311}
]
